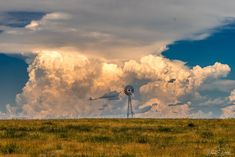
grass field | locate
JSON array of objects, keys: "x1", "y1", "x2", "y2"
[{"x1": 0, "y1": 119, "x2": 234, "y2": 157}]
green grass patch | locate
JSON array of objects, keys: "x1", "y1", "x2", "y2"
[{"x1": 0, "y1": 119, "x2": 233, "y2": 156}]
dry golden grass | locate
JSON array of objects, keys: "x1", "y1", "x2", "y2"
[{"x1": 0, "y1": 119, "x2": 234, "y2": 156}]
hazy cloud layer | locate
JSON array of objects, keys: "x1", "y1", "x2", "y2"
[{"x1": 1, "y1": 0, "x2": 235, "y2": 58}]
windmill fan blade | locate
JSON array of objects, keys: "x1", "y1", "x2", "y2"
[{"x1": 99, "y1": 91, "x2": 120, "y2": 100}]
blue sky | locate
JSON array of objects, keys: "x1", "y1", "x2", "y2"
[
  {"x1": 0, "y1": 54, "x2": 28, "y2": 110},
  {"x1": 0, "y1": 11, "x2": 45, "y2": 110},
  {"x1": 0, "y1": 11, "x2": 45, "y2": 28},
  {"x1": 163, "y1": 21, "x2": 235, "y2": 80},
  {"x1": 0, "y1": 0, "x2": 235, "y2": 118},
  {"x1": 0, "y1": 11, "x2": 44, "y2": 110}
]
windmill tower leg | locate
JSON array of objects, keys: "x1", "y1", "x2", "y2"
[
  {"x1": 127, "y1": 95, "x2": 134, "y2": 118},
  {"x1": 130, "y1": 97, "x2": 134, "y2": 118},
  {"x1": 127, "y1": 96, "x2": 130, "y2": 118}
]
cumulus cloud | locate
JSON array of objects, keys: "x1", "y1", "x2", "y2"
[
  {"x1": 200, "y1": 80, "x2": 235, "y2": 93},
  {"x1": 218, "y1": 90, "x2": 235, "y2": 118},
  {"x1": 192, "y1": 63, "x2": 231, "y2": 86},
  {"x1": 124, "y1": 56, "x2": 230, "y2": 103},
  {"x1": 135, "y1": 98, "x2": 190, "y2": 118},
  {"x1": 229, "y1": 89, "x2": 235, "y2": 103},
  {"x1": 221, "y1": 105, "x2": 235, "y2": 118},
  {"x1": 3, "y1": 51, "x2": 229, "y2": 118},
  {"x1": 14, "y1": 51, "x2": 125, "y2": 118}
]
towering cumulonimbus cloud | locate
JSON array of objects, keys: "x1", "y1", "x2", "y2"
[
  {"x1": 9, "y1": 51, "x2": 230, "y2": 118},
  {"x1": 14, "y1": 51, "x2": 126, "y2": 118}
]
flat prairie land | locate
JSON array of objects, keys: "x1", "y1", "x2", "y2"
[{"x1": 0, "y1": 119, "x2": 234, "y2": 157}]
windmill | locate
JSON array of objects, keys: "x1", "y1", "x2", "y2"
[
  {"x1": 88, "y1": 85, "x2": 135, "y2": 118},
  {"x1": 124, "y1": 85, "x2": 135, "y2": 118}
]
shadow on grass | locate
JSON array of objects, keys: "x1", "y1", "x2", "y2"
[{"x1": 0, "y1": 143, "x2": 19, "y2": 154}]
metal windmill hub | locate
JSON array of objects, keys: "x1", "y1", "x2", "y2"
[{"x1": 124, "y1": 85, "x2": 134, "y2": 96}]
